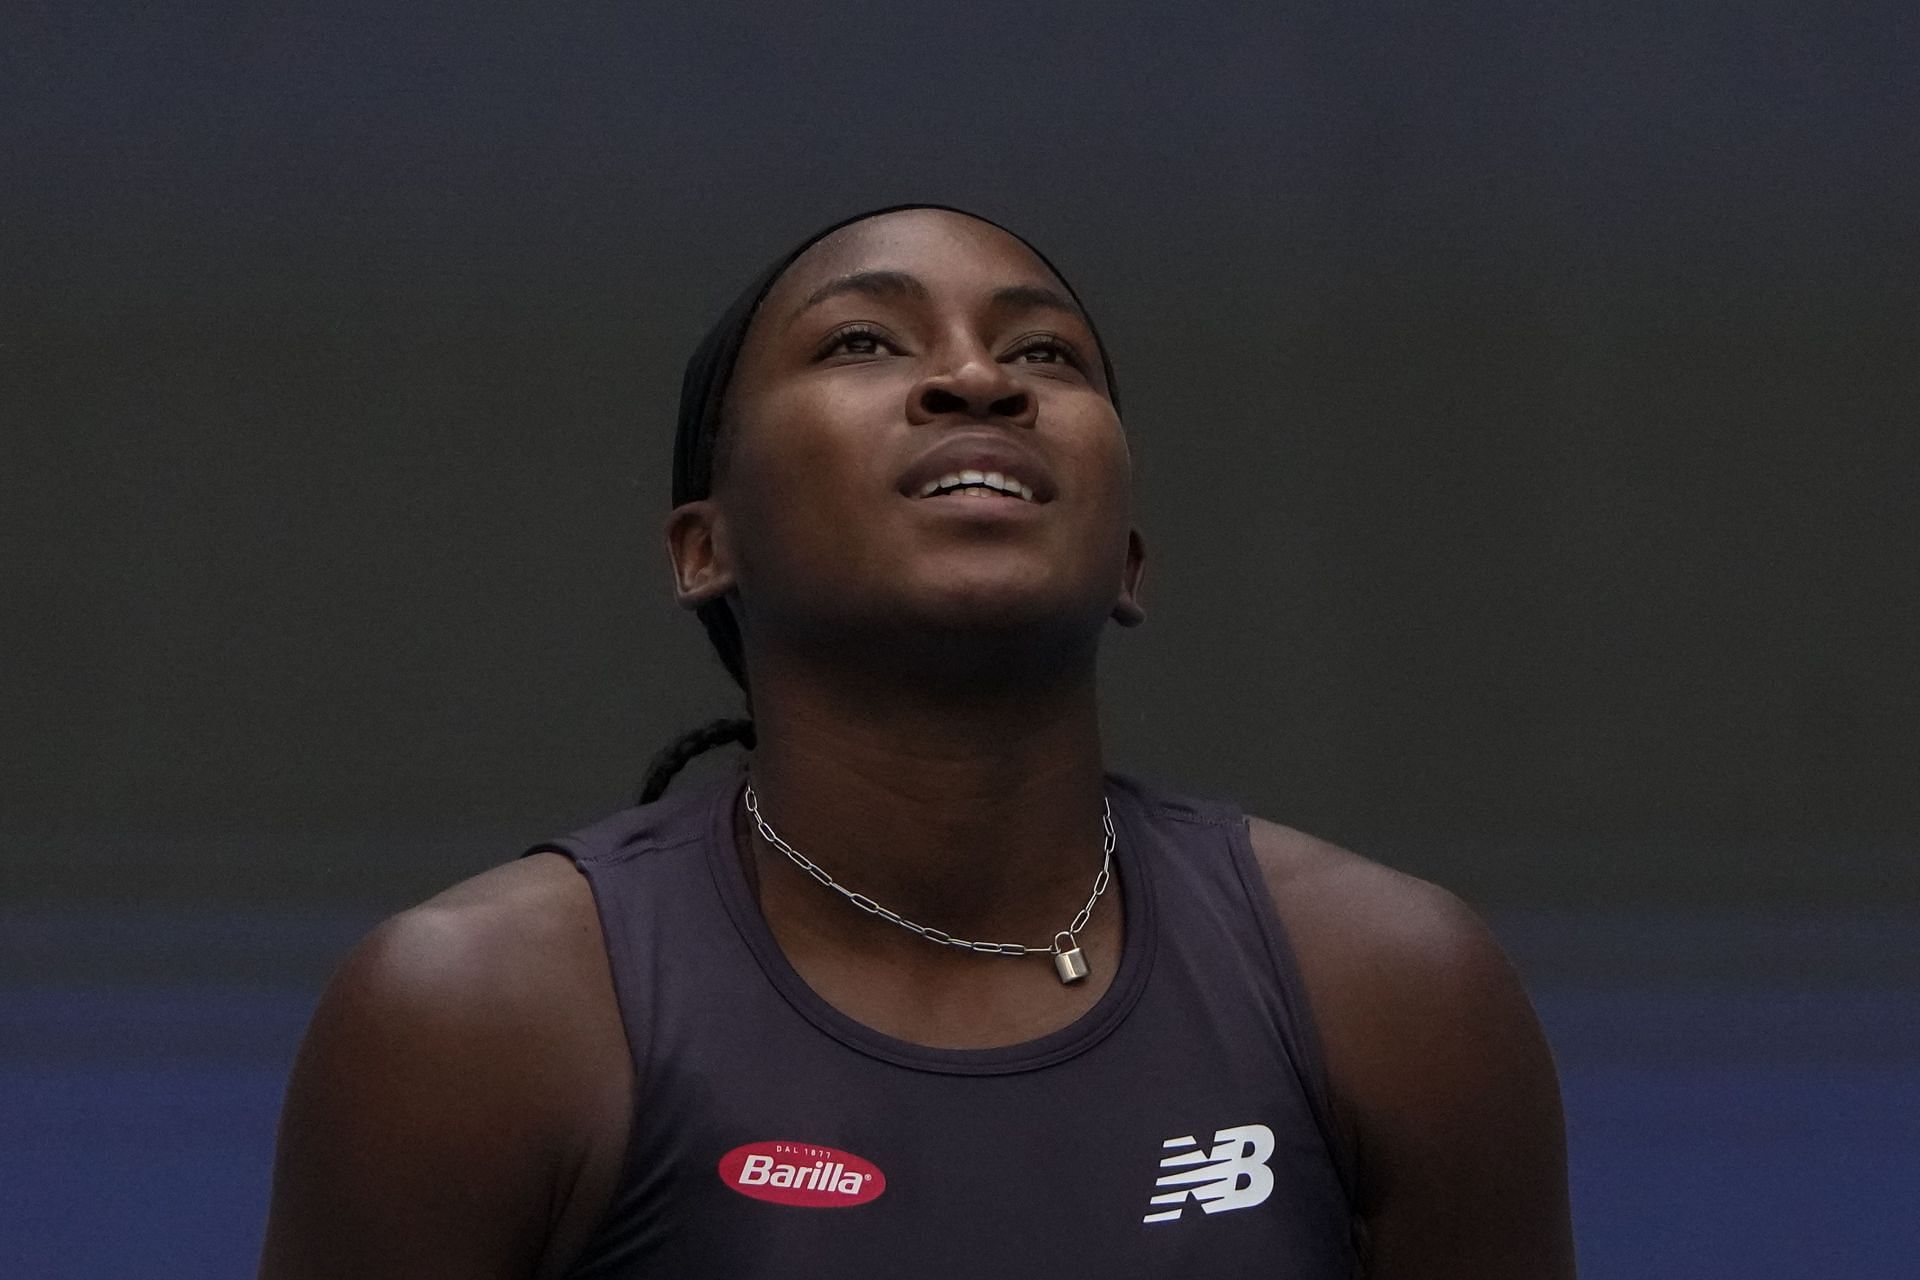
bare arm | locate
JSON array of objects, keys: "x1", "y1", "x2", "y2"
[
  {"x1": 1251, "y1": 821, "x2": 1576, "y2": 1278},
  {"x1": 258, "y1": 858, "x2": 629, "y2": 1280}
]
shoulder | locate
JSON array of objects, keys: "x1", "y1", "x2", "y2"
[
  {"x1": 1244, "y1": 816, "x2": 1509, "y2": 1002},
  {"x1": 1131, "y1": 780, "x2": 1528, "y2": 1067},
  {"x1": 261, "y1": 853, "x2": 630, "y2": 1278},
  {"x1": 360, "y1": 850, "x2": 608, "y2": 990},
  {"x1": 1243, "y1": 818, "x2": 1573, "y2": 1272},
  {"x1": 324, "y1": 852, "x2": 618, "y2": 1063},
  {"x1": 1242, "y1": 815, "x2": 1549, "y2": 1121},
  {"x1": 318, "y1": 849, "x2": 631, "y2": 1167}
]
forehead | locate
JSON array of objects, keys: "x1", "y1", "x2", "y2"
[{"x1": 757, "y1": 209, "x2": 1069, "y2": 322}]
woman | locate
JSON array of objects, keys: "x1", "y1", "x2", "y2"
[{"x1": 260, "y1": 205, "x2": 1575, "y2": 1278}]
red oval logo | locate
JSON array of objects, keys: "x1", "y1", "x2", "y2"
[{"x1": 717, "y1": 1140, "x2": 886, "y2": 1207}]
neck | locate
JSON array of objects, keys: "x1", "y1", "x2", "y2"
[{"x1": 741, "y1": 648, "x2": 1111, "y2": 950}]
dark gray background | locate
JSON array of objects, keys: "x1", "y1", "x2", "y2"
[{"x1": 6, "y1": 1, "x2": 1915, "y2": 913}]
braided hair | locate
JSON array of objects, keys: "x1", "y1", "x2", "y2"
[
  {"x1": 638, "y1": 204, "x2": 1122, "y2": 803},
  {"x1": 637, "y1": 717, "x2": 756, "y2": 804}
]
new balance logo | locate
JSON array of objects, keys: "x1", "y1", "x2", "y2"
[{"x1": 1141, "y1": 1124, "x2": 1276, "y2": 1224}]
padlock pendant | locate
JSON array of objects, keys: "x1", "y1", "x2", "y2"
[{"x1": 1052, "y1": 931, "x2": 1089, "y2": 984}]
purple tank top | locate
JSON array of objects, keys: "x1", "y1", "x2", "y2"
[{"x1": 525, "y1": 769, "x2": 1362, "y2": 1277}]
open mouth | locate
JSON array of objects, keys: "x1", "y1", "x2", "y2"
[{"x1": 914, "y1": 470, "x2": 1037, "y2": 502}]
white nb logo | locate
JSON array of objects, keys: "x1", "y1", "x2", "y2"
[{"x1": 1141, "y1": 1124, "x2": 1276, "y2": 1224}]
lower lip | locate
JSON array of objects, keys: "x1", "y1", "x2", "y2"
[{"x1": 909, "y1": 492, "x2": 1045, "y2": 516}]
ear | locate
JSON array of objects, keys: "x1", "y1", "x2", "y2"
[
  {"x1": 1111, "y1": 528, "x2": 1147, "y2": 627},
  {"x1": 665, "y1": 500, "x2": 735, "y2": 610}
]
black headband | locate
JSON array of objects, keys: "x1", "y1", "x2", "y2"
[{"x1": 670, "y1": 202, "x2": 1121, "y2": 508}]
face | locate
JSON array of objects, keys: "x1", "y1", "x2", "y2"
[{"x1": 668, "y1": 209, "x2": 1145, "y2": 677}]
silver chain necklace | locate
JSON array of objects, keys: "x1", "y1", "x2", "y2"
[{"x1": 742, "y1": 782, "x2": 1116, "y2": 985}]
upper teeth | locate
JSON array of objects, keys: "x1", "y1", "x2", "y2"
[{"x1": 917, "y1": 470, "x2": 1036, "y2": 501}]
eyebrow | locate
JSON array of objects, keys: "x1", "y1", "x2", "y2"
[
  {"x1": 987, "y1": 281, "x2": 1085, "y2": 321},
  {"x1": 791, "y1": 269, "x2": 929, "y2": 321},
  {"x1": 787, "y1": 269, "x2": 1087, "y2": 327}
]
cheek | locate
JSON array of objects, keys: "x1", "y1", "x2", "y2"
[
  {"x1": 1071, "y1": 422, "x2": 1135, "y2": 526},
  {"x1": 1074, "y1": 436, "x2": 1138, "y2": 584},
  {"x1": 720, "y1": 380, "x2": 906, "y2": 574},
  {"x1": 733, "y1": 376, "x2": 900, "y2": 485}
]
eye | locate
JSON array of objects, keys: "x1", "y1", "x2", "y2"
[
  {"x1": 1006, "y1": 333, "x2": 1084, "y2": 368},
  {"x1": 816, "y1": 323, "x2": 899, "y2": 360}
]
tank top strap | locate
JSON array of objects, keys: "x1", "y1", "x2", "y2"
[{"x1": 1106, "y1": 772, "x2": 1360, "y2": 1211}]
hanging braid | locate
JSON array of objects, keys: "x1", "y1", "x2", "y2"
[{"x1": 638, "y1": 717, "x2": 756, "y2": 805}]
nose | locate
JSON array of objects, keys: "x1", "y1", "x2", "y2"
[{"x1": 906, "y1": 342, "x2": 1037, "y2": 428}]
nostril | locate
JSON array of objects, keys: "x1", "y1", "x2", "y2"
[
  {"x1": 990, "y1": 392, "x2": 1030, "y2": 419},
  {"x1": 920, "y1": 386, "x2": 967, "y2": 415}
]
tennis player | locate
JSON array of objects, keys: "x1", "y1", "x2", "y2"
[{"x1": 260, "y1": 204, "x2": 1575, "y2": 1278}]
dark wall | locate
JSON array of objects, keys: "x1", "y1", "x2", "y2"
[{"x1": 6, "y1": 2, "x2": 1915, "y2": 909}]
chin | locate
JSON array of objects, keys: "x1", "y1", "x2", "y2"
[
  {"x1": 896, "y1": 557, "x2": 1061, "y2": 624},
  {"x1": 912, "y1": 591, "x2": 1060, "y2": 637},
  {"x1": 897, "y1": 575, "x2": 1119, "y2": 669}
]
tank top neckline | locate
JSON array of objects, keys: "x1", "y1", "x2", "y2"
[{"x1": 701, "y1": 770, "x2": 1158, "y2": 1076}]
